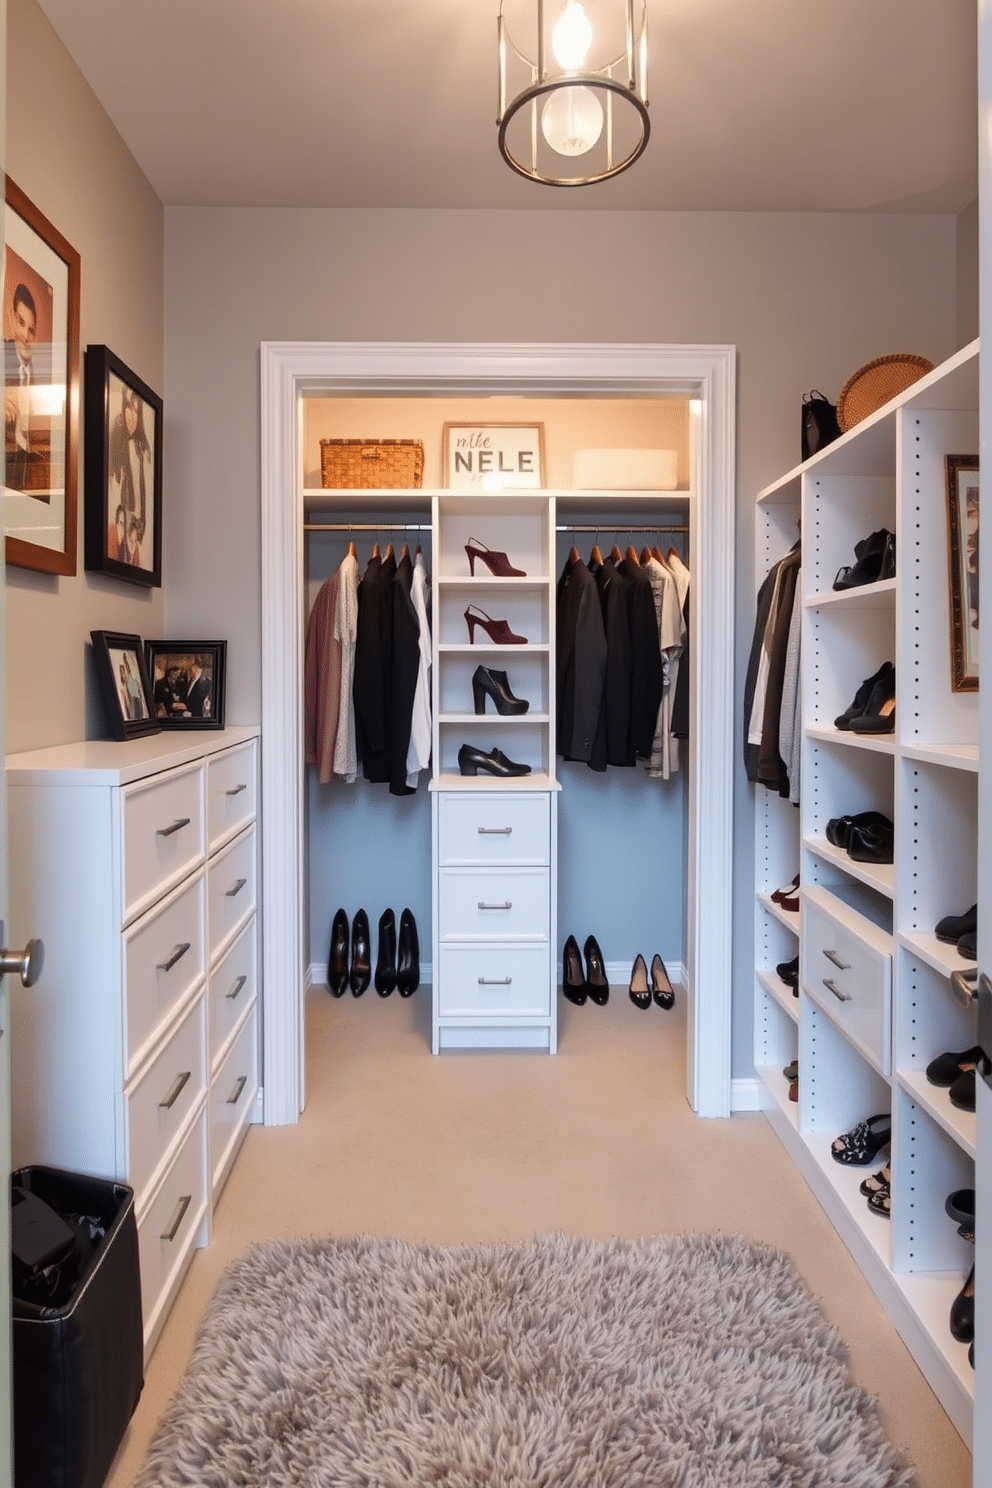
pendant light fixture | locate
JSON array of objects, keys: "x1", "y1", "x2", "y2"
[{"x1": 497, "y1": 0, "x2": 649, "y2": 187}]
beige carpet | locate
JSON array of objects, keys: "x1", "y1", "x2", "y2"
[{"x1": 106, "y1": 984, "x2": 971, "y2": 1487}]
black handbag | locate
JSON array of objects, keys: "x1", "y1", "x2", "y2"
[{"x1": 801, "y1": 390, "x2": 841, "y2": 461}]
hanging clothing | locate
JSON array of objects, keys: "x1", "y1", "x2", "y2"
[
  {"x1": 354, "y1": 551, "x2": 396, "y2": 783},
  {"x1": 591, "y1": 554, "x2": 632, "y2": 769},
  {"x1": 643, "y1": 555, "x2": 686, "y2": 780},
  {"x1": 389, "y1": 551, "x2": 420, "y2": 797},
  {"x1": 778, "y1": 578, "x2": 802, "y2": 805},
  {"x1": 331, "y1": 551, "x2": 359, "y2": 782},
  {"x1": 617, "y1": 555, "x2": 663, "y2": 761},
  {"x1": 405, "y1": 549, "x2": 432, "y2": 786},
  {"x1": 556, "y1": 552, "x2": 607, "y2": 764},
  {"x1": 744, "y1": 541, "x2": 801, "y2": 797},
  {"x1": 667, "y1": 550, "x2": 690, "y2": 741}
]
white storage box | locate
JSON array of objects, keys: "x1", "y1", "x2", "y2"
[{"x1": 572, "y1": 447, "x2": 678, "y2": 490}]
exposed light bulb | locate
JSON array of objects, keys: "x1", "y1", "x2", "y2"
[
  {"x1": 552, "y1": 0, "x2": 593, "y2": 70},
  {"x1": 541, "y1": 84, "x2": 604, "y2": 157}
]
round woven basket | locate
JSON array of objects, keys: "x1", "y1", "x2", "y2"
[{"x1": 836, "y1": 353, "x2": 934, "y2": 432}]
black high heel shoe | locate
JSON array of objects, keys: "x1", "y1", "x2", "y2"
[
  {"x1": 374, "y1": 908, "x2": 397, "y2": 996},
  {"x1": 832, "y1": 528, "x2": 895, "y2": 590},
  {"x1": 850, "y1": 666, "x2": 896, "y2": 733},
  {"x1": 396, "y1": 908, "x2": 420, "y2": 996},
  {"x1": 583, "y1": 934, "x2": 609, "y2": 1005},
  {"x1": 830, "y1": 1112, "x2": 891, "y2": 1165},
  {"x1": 629, "y1": 954, "x2": 651, "y2": 1009},
  {"x1": 472, "y1": 665, "x2": 529, "y2": 716},
  {"x1": 650, "y1": 953, "x2": 675, "y2": 1010},
  {"x1": 834, "y1": 661, "x2": 893, "y2": 729},
  {"x1": 350, "y1": 908, "x2": 371, "y2": 996},
  {"x1": 562, "y1": 935, "x2": 586, "y2": 1005},
  {"x1": 327, "y1": 907, "x2": 349, "y2": 997}
]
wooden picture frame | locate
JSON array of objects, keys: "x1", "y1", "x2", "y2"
[
  {"x1": 90, "y1": 630, "x2": 160, "y2": 741},
  {"x1": 3, "y1": 178, "x2": 80, "y2": 575},
  {"x1": 144, "y1": 640, "x2": 227, "y2": 729},
  {"x1": 945, "y1": 453, "x2": 979, "y2": 692},
  {"x1": 84, "y1": 344, "x2": 163, "y2": 586},
  {"x1": 442, "y1": 422, "x2": 545, "y2": 490}
]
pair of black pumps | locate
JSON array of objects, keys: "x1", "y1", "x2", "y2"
[
  {"x1": 327, "y1": 907, "x2": 419, "y2": 998},
  {"x1": 834, "y1": 660, "x2": 896, "y2": 733}
]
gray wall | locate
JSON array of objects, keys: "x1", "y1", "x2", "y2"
[
  {"x1": 163, "y1": 204, "x2": 963, "y2": 1074},
  {"x1": 4, "y1": 0, "x2": 165, "y2": 754}
]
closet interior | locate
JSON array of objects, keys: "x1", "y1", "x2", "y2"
[{"x1": 303, "y1": 392, "x2": 691, "y2": 1052}]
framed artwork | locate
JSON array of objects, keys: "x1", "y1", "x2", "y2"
[
  {"x1": 90, "y1": 630, "x2": 160, "y2": 741},
  {"x1": 3, "y1": 177, "x2": 80, "y2": 575},
  {"x1": 442, "y1": 422, "x2": 544, "y2": 491},
  {"x1": 945, "y1": 453, "x2": 979, "y2": 692},
  {"x1": 84, "y1": 344, "x2": 163, "y2": 586},
  {"x1": 145, "y1": 641, "x2": 226, "y2": 729}
]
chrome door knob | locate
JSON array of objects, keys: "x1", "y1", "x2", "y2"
[{"x1": 0, "y1": 938, "x2": 44, "y2": 987}]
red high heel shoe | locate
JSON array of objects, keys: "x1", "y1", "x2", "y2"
[
  {"x1": 464, "y1": 537, "x2": 526, "y2": 577},
  {"x1": 464, "y1": 605, "x2": 527, "y2": 644}
]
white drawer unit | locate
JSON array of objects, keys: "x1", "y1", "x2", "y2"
[
  {"x1": 801, "y1": 884, "x2": 892, "y2": 1075},
  {"x1": 438, "y1": 792, "x2": 552, "y2": 866},
  {"x1": 6, "y1": 726, "x2": 260, "y2": 1361}
]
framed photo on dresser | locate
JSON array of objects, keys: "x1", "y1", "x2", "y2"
[
  {"x1": 145, "y1": 640, "x2": 226, "y2": 729},
  {"x1": 90, "y1": 630, "x2": 159, "y2": 741}
]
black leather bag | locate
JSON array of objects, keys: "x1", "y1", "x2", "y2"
[{"x1": 801, "y1": 390, "x2": 841, "y2": 461}]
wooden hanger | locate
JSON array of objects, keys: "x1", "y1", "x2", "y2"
[
  {"x1": 568, "y1": 543, "x2": 581, "y2": 565},
  {"x1": 668, "y1": 545, "x2": 679, "y2": 562},
  {"x1": 652, "y1": 545, "x2": 667, "y2": 566},
  {"x1": 400, "y1": 541, "x2": 410, "y2": 560},
  {"x1": 346, "y1": 540, "x2": 357, "y2": 558},
  {"x1": 640, "y1": 544, "x2": 653, "y2": 565},
  {"x1": 590, "y1": 543, "x2": 603, "y2": 565},
  {"x1": 610, "y1": 543, "x2": 623, "y2": 561},
  {"x1": 371, "y1": 540, "x2": 381, "y2": 558},
  {"x1": 625, "y1": 544, "x2": 640, "y2": 564},
  {"x1": 384, "y1": 541, "x2": 394, "y2": 559}
]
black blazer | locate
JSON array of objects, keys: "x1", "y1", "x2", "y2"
[
  {"x1": 353, "y1": 552, "x2": 396, "y2": 783},
  {"x1": 617, "y1": 556, "x2": 663, "y2": 762},
  {"x1": 389, "y1": 551, "x2": 420, "y2": 797},
  {"x1": 556, "y1": 554, "x2": 607, "y2": 763},
  {"x1": 591, "y1": 557, "x2": 632, "y2": 769}
]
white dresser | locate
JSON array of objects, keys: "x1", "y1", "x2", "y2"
[{"x1": 6, "y1": 726, "x2": 260, "y2": 1360}]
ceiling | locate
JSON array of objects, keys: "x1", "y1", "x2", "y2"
[{"x1": 36, "y1": 0, "x2": 978, "y2": 214}]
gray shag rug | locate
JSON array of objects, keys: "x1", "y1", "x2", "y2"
[{"x1": 136, "y1": 1232, "x2": 912, "y2": 1488}]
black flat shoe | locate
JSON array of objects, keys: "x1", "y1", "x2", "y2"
[
  {"x1": 834, "y1": 661, "x2": 893, "y2": 729},
  {"x1": 472, "y1": 665, "x2": 529, "y2": 716},
  {"x1": 776, "y1": 955, "x2": 799, "y2": 988},
  {"x1": 830, "y1": 1112, "x2": 891, "y2": 1165},
  {"x1": 925, "y1": 1045, "x2": 983, "y2": 1087},
  {"x1": 849, "y1": 667, "x2": 896, "y2": 733},
  {"x1": 825, "y1": 809, "x2": 892, "y2": 850},
  {"x1": 935, "y1": 904, "x2": 977, "y2": 944},
  {"x1": 629, "y1": 953, "x2": 651, "y2": 1009},
  {"x1": 949, "y1": 1069, "x2": 976, "y2": 1112},
  {"x1": 847, "y1": 819, "x2": 894, "y2": 863},
  {"x1": 583, "y1": 934, "x2": 609, "y2": 1005},
  {"x1": 562, "y1": 934, "x2": 586, "y2": 1005},
  {"x1": 327, "y1": 907, "x2": 349, "y2": 997},
  {"x1": 950, "y1": 1264, "x2": 975, "y2": 1343},
  {"x1": 650, "y1": 952, "x2": 675, "y2": 1009},
  {"x1": 396, "y1": 908, "x2": 420, "y2": 996},
  {"x1": 350, "y1": 908, "x2": 371, "y2": 996},
  {"x1": 457, "y1": 743, "x2": 532, "y2": 777},
  {"x1": 374, "y1": 908, "x2": 397, "y2": 996}
]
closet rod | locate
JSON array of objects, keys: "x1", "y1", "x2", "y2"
[
  {"x1": 555, "y1": 523, "x2": 688, "y2": 534},
  {"x1": 304, "y1": 521, "x2": 432, "y2": 533}
]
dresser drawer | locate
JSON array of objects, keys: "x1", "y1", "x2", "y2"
[
  {"x1": 137, "y1": 1107, "x2": 208, "y2": 1353},
  {"x1": 210, "y1": 1006, "x2": 258, "y2": 1197},
  {"x1": 207, "y1": 739, "x2": 257, "y2": 852},
  {"x1": 801, "y1": 885, "x2": 892, "y2": 1074},
  {"x1": 209, "y1": 916, "x2": 257, "y2": 1067},
  {"x1": 124, "y1": 870, "x2": 207, "y2": 1077},
  {"x1": 438, "y1": 944, "x2": 550, "y2": 1017},
  {"x1": 208, "y1": 824, "x2": 257, "y2": 959},
  {"x1": 125, "y1": 993, "x2": 207, "y2": 1205},
  {"x1": 122, "y1": 763, "x2": 205, "y2": 923},
  {"x1": 438, "y1": 867, "x2": 550, "y2": 940},
  {"x1": 438, "y1": 792, "x2": 551, "y2": 865}
]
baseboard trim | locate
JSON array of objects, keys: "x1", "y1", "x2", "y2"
[{"x1": 730, "y1": 1077, "x2": 764, "y2": 1113}]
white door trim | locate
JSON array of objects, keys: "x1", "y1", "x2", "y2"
[{"x1": 259, "y1": 341, "x2": 736, "y2": 1123}]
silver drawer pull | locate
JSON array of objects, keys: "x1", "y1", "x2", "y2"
[
  {"x1": 227, "y1": 1075, "x2": 248, "y2": 1105},
  {"x1": 157, "y1": 817, "x2": 191, "y2": 838},
  {"x1": 478, "y1": 976, "x2": 512, "y2": 985},
  {"x1": 226, "y1": 877, "x2": 248, "y2": 898},
  {"x1": 226, "y1": 974, "x2": 248, "y2": 1000},
  {"x1": 159, "y1": 1070, "x2": 192, "y2": 1109},
  {"x1": 160, "y1": 1194, "x2": 191, "y2": 1242},
  {"x1": 478, "y1": 826, "x2": 512, "y2": 835},
  {"x1": 951, "y1": 966, "x2": 979, "y2": 1007},
  {"x1": 822, "y1": 977, "x2": 851, "y2": 1003},
  {"x1": 823, "y1": 948, "x2": 850, "y2": 971},
  {"x1": 225, "y1": 783, "x2": 248, "y2": 796},
  {"x1": 478, "y1": 901, "x2": 512, "y2": 910},
  {"x1": 157, "y1": 941, "x2": 191, "y2": 974}
]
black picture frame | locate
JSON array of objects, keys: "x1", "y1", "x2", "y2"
[
  {"x1": 84, "y1": 344, "x2": 162, "y2": 586},
  {"x1": 90, "y1": 630, "x2": 160, "y2": 741},
  {"x1": 144, "y1": 641, "x2": 226, "y2": 729}
]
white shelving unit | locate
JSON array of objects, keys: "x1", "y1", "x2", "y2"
[{"x1": 753, "y1": 340, "x2": 980, "y2": 1444}]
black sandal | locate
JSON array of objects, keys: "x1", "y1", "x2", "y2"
[{"x1": 831, "y1": 1113, "x2": 891, "y2": 1166}]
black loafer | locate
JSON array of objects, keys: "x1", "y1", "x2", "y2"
[
  {"x1": 825, "y1": 809, "x2": 891, "y2": 850},
  {"x1": 457, "y1": 743, "x2": 531, "y2": 777},
  {"x1": 957, "y1": 931, "x2": 977, "y2": 961},
  {"x1": 847, "y1": 819, "x2": 894, "y2": 863},
  {"x1": 935, "y1": 904, "x2": 977, "y2": 944},
  {"x1": 949, "y1": 1069, "x2": 977, "y2": 1112},
  {"x1": 925, "y1": 1046, "x2": 983, "y2": 1087},
  {"x1": 950, "y1": 1264, "x2": 975, "y2": 1343}
]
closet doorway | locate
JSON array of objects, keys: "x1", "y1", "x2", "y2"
[{"x1": 259, "y1": 342, "x2": 736, "y2": 1122}]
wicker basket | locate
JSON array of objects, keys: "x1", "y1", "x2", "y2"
[
  {"x1": 320, "y1": 438, "x2": 424, "y2": 489},
  {"x1": 836, "y1": 354, "x2": 934, "y2": 432}
]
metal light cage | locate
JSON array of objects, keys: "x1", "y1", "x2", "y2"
[{"x1": 497, "y1": 0, "x2": 649, "y2": 186}]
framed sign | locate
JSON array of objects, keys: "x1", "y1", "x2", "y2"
[
  {"x1": 3, "y1": 178, "x2": 80, "y2": 575},
  {"x1": 945, "y1": 453, "x2": 979, "y2": 692},
  {"x1": 145, "y1": 640, "x2": 226, "y2": 729},
  {"x1": 84, "y1": 345, "x2": 163, "y2": 586},
  {"x1": 443, "y1": 422, "x2": 544, "y2": 491},
  {"x1": 90, "y1": 630, "x2": 160, "y2": 741}
]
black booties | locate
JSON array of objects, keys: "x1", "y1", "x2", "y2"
[
  {"x1": 375, "y1": 908, "x2": 397, "y2": 996},
  {"x1": 327, "y1": 908, "x2": 349, "y2": 998},
  {"x1": 472, "y1": 665, "x2": 529, "y2": 716},
  {"x1": 350, "y1": 909, "x2": 371, "y2": 996},
  {"x1": 396, "y1": 908, "x2": 420, "y2": 996}
]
